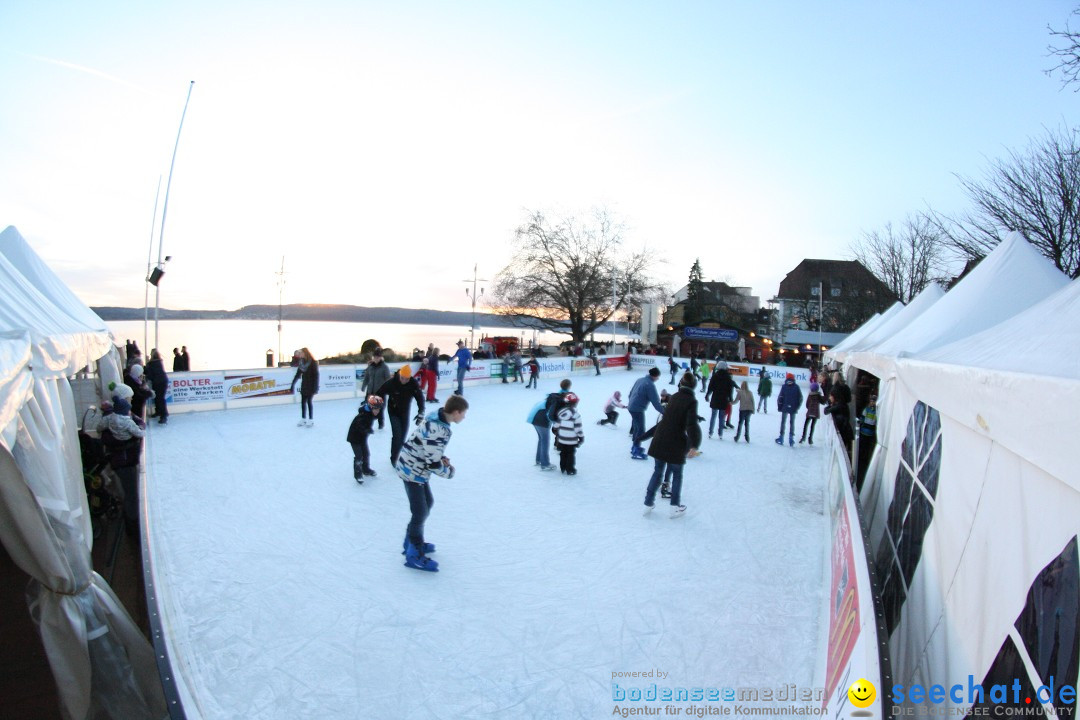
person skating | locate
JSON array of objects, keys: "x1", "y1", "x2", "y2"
[
  {"x1": 426, "y1": 348, "x2": 440, "y2": 402},
  {"x1": 757, "y1": 367, "x2": 772, "y2": 414},
  {"x1": 775, "y1": 373, "x2": 803, "y2": 447},
  {"x1": 734, "y1": 380, "x2": 755, "y2": 442},
  {"x1": 597, "y1": 390, "x2": 627, "y2": 426},
  {"x1": 668, "y1": 356, "x2": 679, "y2": 385},
  {"x1": 397, "y1": 395, "x2": 469, "y2": 572},
  {"x1": 704, "y1": 360, "x2": 735, "y2": 439},
  {"x1": 553, "y1": 392, "x2": 584, "y2": 474},
  {"x1": 643, "y1": 372, "x2": 702, "y2": 518},
  {"x1": 289, "y1": 347, "x2": 319, "y2": 427},
  {"x1": 512, "y1": 350, "x2": 524, "y2": 382},
  {"x1": 525, "y1": 355, "x2": 540, "y2": 389},
  {"x1": 346, "y1": 396, "x2": 383, "y2": 482},
  {"x1": 799, "y1": 381, "x2": 824, "y2": 445},
  {"x1": 699, "y1": 355, "x2": 710, "y2": 392},
  {"x1": 526, "y1": 388, "x2": 558, "y2": 471},
  {"x1": 450, "y1": 340, "x2": 472, "y2": 395},
  {"x1": 376, "y1": 364, "x2": 425, "y2": 467},
  {"x1": 361, "y1": 349, "x2": 392, "y2": 429},
  {"x1": 628, "y1": 368, "x2": 664, "y2": 459}
]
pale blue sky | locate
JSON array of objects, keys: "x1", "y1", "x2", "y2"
[{"x1": 2, "y1": 1, "x2": 1077, "y2": 314}]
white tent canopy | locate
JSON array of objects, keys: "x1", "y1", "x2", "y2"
[
  {"x1": 0, "y1": 226, "x2": 164, "y2": 719},
  {"x1": 834, "y1": 234, "x2": 1080, "y2": 712},
  {"x1": 858, "y1": 233, "x2": 1069, "y2": 363}
]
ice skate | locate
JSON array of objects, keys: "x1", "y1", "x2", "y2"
[
  {"x1": 402, "y1": 537, "x2": 436, "y2": 555},
  {"x1": 775, "y1": 437, "x2": 783, "y2": 445},
  {"x1": 643, "y1": 504, "x2": 654, "y2": 516},
  {"x1": 670, "y1": 505, "x2": 686, "y2": 518}
]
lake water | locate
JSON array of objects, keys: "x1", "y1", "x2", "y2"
[{"x1": 106, "y1": 319, "x2": 628, "y2": 371}]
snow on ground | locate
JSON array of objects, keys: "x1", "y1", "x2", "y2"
[{"x1": 145, "y1": 369, "x2": 828, "y2": 719}]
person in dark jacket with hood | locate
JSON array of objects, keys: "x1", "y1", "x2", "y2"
[
  {"x1": 377, "y1": 365, "x2": 425, "y2": 466},
  {"x1": 643, "y1": 372, "x2": 702, "y2": 518},
  {"x1": 290, "y1": 347, "x2": 320, "y2": 427},
  {"x1": 361, "y1": 350, "x2": 392, "y2": 429},
  {"x1": 347, "y1": 396, "x2": 383, "y2": 481},
  {"x1": 704, "y1": 360, "x2": 735, "y2": 439},
  {"x1": 775, "y1": 373, "x2": 803, "y2": 447},
  {"x1": 144, "y1": 349, "x2": 170, "y2": 425}
]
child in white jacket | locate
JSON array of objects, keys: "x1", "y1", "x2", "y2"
[
  {"x1": 597, "y1": 390, "x2": 627, "y2": 426},
  {"x1": 553, "y1": 392, "x2": 584, "y2": 475}
]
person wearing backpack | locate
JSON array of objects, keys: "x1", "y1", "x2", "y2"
[{"x1": 527, "y1": 378, "x2": 570, "y2": 471}]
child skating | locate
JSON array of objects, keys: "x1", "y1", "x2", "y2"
[
  {"x1": 596, "y1": 390, "x2": 627, "y2": 426},
  {"x1": 553, "y1": 392, "x2": 584, "y2": 475},
  {"x1": 346, "y1": 395, "x2": 383, "y2": 482}
]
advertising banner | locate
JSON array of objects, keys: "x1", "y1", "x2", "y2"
[
  {"x1": 320, "y1": 366, "x2": 357, "y2": 393},
  {"x1": 224, "y1": 368, "x2": 296, "y2": 401},
  {"x1": 167, "y1": 372, "x2": 226, "y2": 405},
  {"x1": 820, "y1": 424, "x2": 886, "y2": 718}
]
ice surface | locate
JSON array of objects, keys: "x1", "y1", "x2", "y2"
[{"x1": 145, "y1": 369, "x2": 827, "y2": 719}]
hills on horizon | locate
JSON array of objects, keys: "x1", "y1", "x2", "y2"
[{"x1": 91, "y1": 303, "x2": 522, "y2": 328}]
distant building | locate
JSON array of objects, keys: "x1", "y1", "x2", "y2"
[
  {"x1": 665, "y1": 281, "x2": 760, "y2": 327},
  {"x1": 773, "y1": 259, "x2": 897, "y2": 344}
]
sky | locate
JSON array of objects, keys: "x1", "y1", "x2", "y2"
[{"x1": 2, "y1": 1, "x2": 1079, "y2": 316}]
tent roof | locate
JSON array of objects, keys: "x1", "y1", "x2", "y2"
[
  {"x1": 863, "y1": 233, "x2": 1068, "y2": 360},
  {"x1": 0, "y1": 226, "x2": 114, "y2": 379},
  {"x1": 919, "y1": 277, "x2": 1080, "y2": 379}
]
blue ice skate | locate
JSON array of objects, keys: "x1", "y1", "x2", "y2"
[
  {"x1": 402, "y1": 535, "x2": 436, "y2": 555},
  {"x1": 403, "y1": 541, "x2": 439, "y2": 572}
]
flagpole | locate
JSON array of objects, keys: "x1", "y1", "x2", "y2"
[{"x1": 154, "y1": 80, "x2": 195, "y2": 351}]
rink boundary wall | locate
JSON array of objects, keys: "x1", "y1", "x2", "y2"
[
  {"x1": 111, "y1": 356, "x2": 816, "y2": 415},
  {"x1": 817, "y1": 420, "x2": 890, "y2": 717}
]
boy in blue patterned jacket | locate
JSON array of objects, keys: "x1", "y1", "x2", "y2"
[{"x1": 396, "y1": 394, "x2": 469, "y2": 572}]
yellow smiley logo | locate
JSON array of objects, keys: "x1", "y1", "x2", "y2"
[{"x1": 848, "y1": 678, "x2": 876, "y2": 708}]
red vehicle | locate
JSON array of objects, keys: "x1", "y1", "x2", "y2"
[{"x1": 479, "y1": 336, "x2": 519, "y2": 357}]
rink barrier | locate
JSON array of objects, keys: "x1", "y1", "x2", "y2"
[
  {"x1": 817, "y1": 416, "x2": 890, "y2": 717},
  {"x1": 152, "y1": 357, "x2": 816, "y2": 414}
]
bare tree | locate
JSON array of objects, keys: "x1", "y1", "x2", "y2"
[
  {"x1": 850, "y1": 215, "x2": 950, "y2": 302},
  {"x1": 929, "y1": 127, "x2": 1080, "y2": 279},
  {"x1": 1048, "y1": 8, "x2": 1080, "y2": 90},
  {"x1": 488, "y1": 208, "x2": 660, "y2": 343}
]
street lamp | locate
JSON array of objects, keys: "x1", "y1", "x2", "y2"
[
  {"x1": 149, "y1": 255, "x2": 171, "y2": 352},
  {"x1": 463, "y1": 264, "x2": 487, "y2": 350}
]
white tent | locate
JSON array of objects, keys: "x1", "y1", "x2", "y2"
[
  {"x1": 0, "y1": 226, "x2": 165, "y2": 719},
  {"x1": 852, "y1": 233, "x2": 1069, "y2": 373},
  {"x1": 825, "y1": 300, "x2": 912, "y2": 366},
  {"x1": 836, "y1": 235, "x2": 1079, "y2": 713}
]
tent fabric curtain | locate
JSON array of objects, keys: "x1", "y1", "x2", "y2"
[{"x1": 0, "y1": 377, "x2": 166, "y2": 719}]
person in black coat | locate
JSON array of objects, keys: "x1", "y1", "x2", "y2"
[
  {"x1": 376, "y1": 365, "x2": 425, "y2": 466},
  {"x1": 643, "y1": 372, "x2": 702, "y2": 517},
  {"x1": 290, "y1": 347, "x2": 320, "y2": 427},
  {"x1": 823, "y1": 391, "x2": 854, "y2": 455},
  {"x1": 704, "y1": 362, "x2": 735, "y2": 439},
  {"x1": 347, "y1": 396, "x2": 383, "y2": 481},
  {"x1": 144, "y1": 349, "x2": 170, "y2": 425}
]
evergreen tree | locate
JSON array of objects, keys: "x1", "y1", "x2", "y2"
[{"x1": 685, "y1": 259, "x2": 706, "y2": 325}]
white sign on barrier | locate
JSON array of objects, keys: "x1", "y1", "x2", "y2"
[{"x1": 167, "y1": 372, "x2": 225, "y2": 404}]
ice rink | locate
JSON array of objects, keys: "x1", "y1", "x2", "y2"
[{"x1": 145, "y1": 367, "x2": 829, "y2": 719}]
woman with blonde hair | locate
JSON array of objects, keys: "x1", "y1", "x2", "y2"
[{"x1": 290, "y1": 347, "x2": 320, "y2": 427}]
